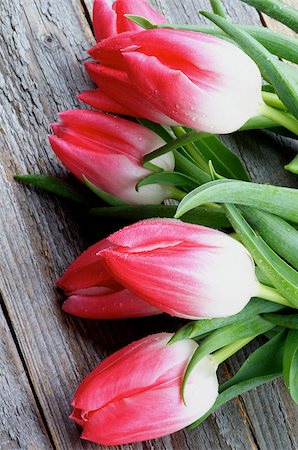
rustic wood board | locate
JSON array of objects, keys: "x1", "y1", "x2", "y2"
[{"x1": 0, "y1": 0, "x2": 297, "y2": 449}]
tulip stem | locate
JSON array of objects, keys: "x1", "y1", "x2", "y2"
[
  {"x1": 212, "y1": 337, "x2": 254, "y2": 365},
  {"x1": 260, "y1": 103, "x2": 298, "y2": 136},
  {"x1": 257, "y1": 283, "x2": 295, "y2": 308},
  {"x1": 171, "y1": 127, "x2": 210, "y2": 172},
  {"x1": 170, "y1": 187, "x2": 187, "y2": 201}
]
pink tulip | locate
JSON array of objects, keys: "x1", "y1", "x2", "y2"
[
  {"x1": 71, "y1": 333, "x2": 219, "y2": 445},
  {"x1": 93, "y1": 0, "x2": 166, "y2": 42},
  {"x1": 59, "y1": 219, "x2": 259, "y2": 320},
  {"x1": 100, "y1": 219, "x2": 260, "y2": 319},
  {"x1": 79, "y1": 29, "x2": 262, "y2": 133},
  {"x1": 58, "y1": 238, "x2": 161, "y2": 319},
  {"x1": 49, "y1": 110, "x2": 174, "y2": 205}
]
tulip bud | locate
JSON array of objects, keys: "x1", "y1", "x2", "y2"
[
  {"x1": 71, "y1": 333, "x2": 219, "y2": 445},
  {"x1": 93, "y1": 0, "x2": 166, "y2": 42},
  {"x1": 59, "y1": 219, "x2": 259, "y2": 320},
  {"x1": 58, "y1": 239, "x2": 161, "y2": 319},
  {"x1": 81, "y1": 29, "x2": 262, "y2": 134},
  {"x1": 49, "y1": 110, "x2": 175, "y2": 205}
]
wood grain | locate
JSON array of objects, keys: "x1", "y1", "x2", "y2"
[
  {"x1": 0, "y1": 0, "x2": 297, "y2": 449},
  {"x1": 0, "y1": 298, "x2": 51, "y2": 449}
]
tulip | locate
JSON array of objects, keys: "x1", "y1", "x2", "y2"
[
  {"x1": 71, "y1": 333, "x2": 219, "y2": 445},
  {"x1": 59, "y1": 219, "x2": 259, "y2": 320},
  {"x1": 93, "y1": 0, "x2": 166, "y2": 42},
  {"x1": 58, "y1": 238, "x2": 161, "y2": 319},
  {"x1": 79, "y1": 28, "x2": 263, "y2": 134},
  {"x1": 49, "y1": 110, "x2": 175, "y2": 204}
]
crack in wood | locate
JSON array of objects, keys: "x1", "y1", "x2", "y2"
[{"x1": 0, "y1": 292, "x2": 56, "y2": 450}]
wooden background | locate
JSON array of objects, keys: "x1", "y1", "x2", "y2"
[{"x1": 0, "y1": 0, "x2": 298, "y2": 449}]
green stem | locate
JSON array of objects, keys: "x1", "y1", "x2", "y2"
[
  {"x1": 257, "y1": 282, "x2": 294, "y2": 308},
  {"x1": 171, "y1": 126, "x2": 210, "y2": 172},
  {"x1": 260, "y1": 103, "x2": 298, "y2": 136},
  {"x1": 262, "y1": 92, "x2": 287, "y2": 111},
  {"x1": 170, "y1": 187, "x2": 187, "y2": 201},
  {"x1": 212, "y1": 337, "x2": 254, "y2": 365},
  {"x1": 143, "y1": 130, "x2": 208, "y2": 165}
]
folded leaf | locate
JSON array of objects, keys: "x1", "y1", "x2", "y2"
[
  {"x1": 170, "y1": 298, "x2": 284, "y2": 344},
  {"x1": 263, "y1": 313, "x2": 298, "y2": 330},
  {"x1": 14, "y1": 174, "x2": 90, "y2": 205},
  {"x1": 224, "y1": 205, "x2": 298, "y2": 307},
  {"x1": 194, "y1": 136, "x2": 250, "y2": 181},
  {"x1": 175, "y1": 179, "x2": 298, "y2": 223},
  {"x1": 137, "y1": 172, "x2": 199, "y2": 192},
  {"x1": 241, "y1": 206, "x2": 298, "y2": 270},
  {"x1": 283, "y1": 330, "x2": 298, "y2": 404}
]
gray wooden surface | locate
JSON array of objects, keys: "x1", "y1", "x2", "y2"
[{"x1": 0, "y1": 0, "x2": 297, "y2": 449}]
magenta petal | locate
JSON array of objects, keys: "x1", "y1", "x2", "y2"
[
  {"x1": 62, "y1": 288, "x2": 161, "y2": 319},
  {"x1": 77, "y1": 89, "x2": 136, "y2": 116},
  {"x1": 93, "y1": 0, "x2": 117, "y2": 42},
  {"x1": 57, "y1": 239, "x2": 115, "y2": 292},
  {"x1": 115, "y1": 0, "x2": 165, "y2": 33}
]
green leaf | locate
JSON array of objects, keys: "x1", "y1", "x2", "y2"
[
  {"x1": 241, "y1": 115, "x2": 278, "y2": 130},
  {"x1": 283, "y1": 330, "x2": 298, "y2": 404},
  {"x1": 175, "y1": 179, "x2": 298, "y2": 223},
  {"x1": 14, "y1": 174, "x2": 90, "y2": 205},
  {"x1": 210, "y1": 0, "x2": 226, "y2": 18},
  {"x1": 169, "y1": 298, "x2": 284, "y2": 344},
  {"x1": 124, "y1": 14, "x2": 155, "y2": 29},
  {"x1": 241, "y1": 206, "x2": 298, "y2": 270},
  {"x1": 88, "y1": 204, "x2": 231, "y2": 228},
  {"x1": 174, "y1": 151, "x2": 211, "y2": 185},
  {"x1": 221, "y1": 329, "x2": 286, "y2": 390},
  {"x1": 143, "y1": 131, "x2": 208, "y2": 165},
  {"x1": 190, "y1": 330, "x2": 285, "y2": 428},
  {"x1": 182, "y1": 315, "x2": 274, "y2": 391},
  {"x1": 263, "y1": 313, "x2": 298, "y2": 330},
  {"x1": 224, "y1": 205, "x2": 298, "y2": 307},
  {"x1": 194, "y1": 136, "x2": 250, "y2": 181},
  {"x1": 136, "y1": 172, "x2": 198, "y2": 192},
  {"x1": 239, "y1": 0, "x2": 298, "y2": 34},
  {"x1": 201, "y1": 12, "x2": 298, "y2": 120},
  {"x1": 83, "y1": 176, "x2": 128, "y2": 206}
]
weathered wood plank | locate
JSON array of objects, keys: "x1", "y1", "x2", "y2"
[
  {"x1": 0, "y1": 0, "x2": 297, "y2": 449},
  {"x1": 0, "y1": 298, "x2": 51, "y2": 449}
]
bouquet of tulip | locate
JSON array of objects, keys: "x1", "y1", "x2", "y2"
[{"x1": 15, "y1": 0, "x2": 298, "y2": 446}]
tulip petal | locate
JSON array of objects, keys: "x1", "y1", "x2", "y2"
[
  {"x1": 85, "y1": 62, "x2": 177, "y2": 125},
  {"x1": 57, "y1": 239, "x2": 115, "y2": 292},
  {"x1": 81, "y1": 371, "x2": 217, "y2": 445},
  {"x1": 93, "y1": 0, "x2": 117, "y2": 42},
  {"x1": 114, "y1": 0, "x2": 166, "y2": 33},
  {"x1": 101, "y1": 219, "x2": 258, "y2": 318},
  {"x1": 77, "y1": 89, "x2": 137, "y2": 116},
  {"x1": 72, "y1": 333, "x2": 197, "y2": 411},
  {"x1": 62, "y1": 288, "x2": 161, "y2": 319},
  {"x1": 55, "y1": 109, "x2": 165, "y2": 158}
]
